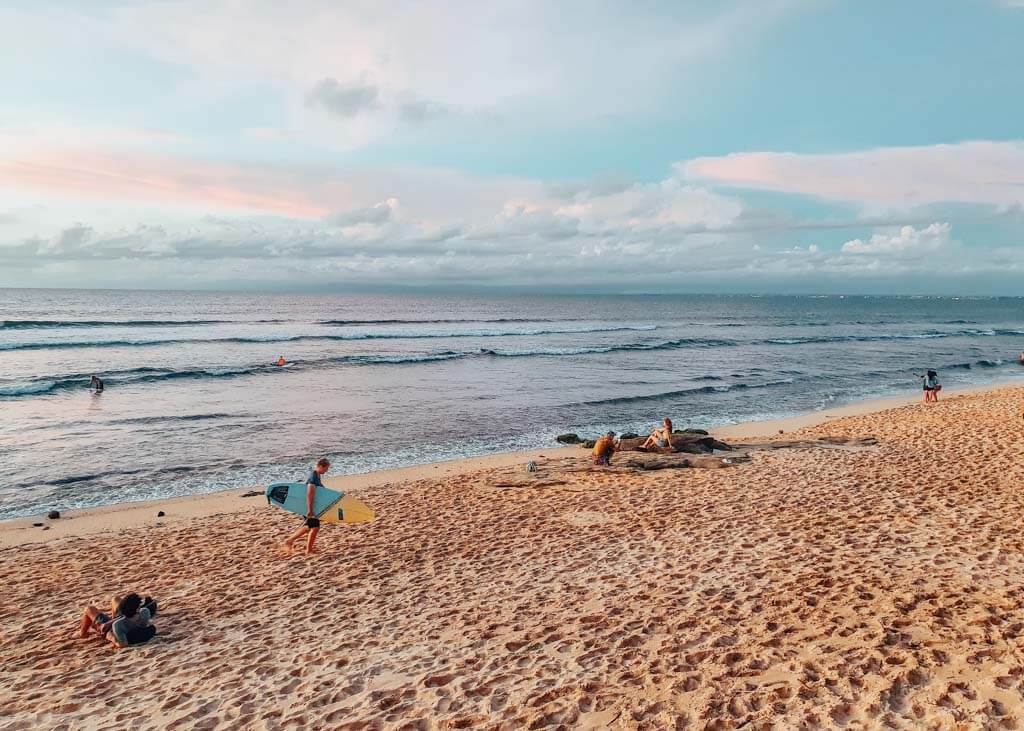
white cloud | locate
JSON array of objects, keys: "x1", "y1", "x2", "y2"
[
  {"x1": 682, "y1": 141, "x2": 1024, "y2": 210},
  {"x1": 841, "y1": 222, "x2": 951, "y2": 255},
  {"x1": 35, "y1": 0, "x2": 811, "y2": 148}
]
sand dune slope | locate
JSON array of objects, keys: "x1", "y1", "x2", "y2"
[{"x1": 3, "y1": 387, "x2": 1024, "y2": 729}]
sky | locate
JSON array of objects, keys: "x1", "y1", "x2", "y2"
[{"x1": 2, "y1": 0, "x2": 1024, "y2": 294}]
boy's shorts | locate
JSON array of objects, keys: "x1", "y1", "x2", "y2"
[{"x1": 93, "y1": 613, "x2": 111, "y2": 631}]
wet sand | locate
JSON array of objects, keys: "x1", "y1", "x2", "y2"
[{"x1": 3, "y1": 384, "x2": 1024, "y2": 729}]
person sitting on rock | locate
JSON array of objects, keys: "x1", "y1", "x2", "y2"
[
  {"x1": 643, "y1": 418, "x2": 674, "y2": 452},
  {"x1": 592, "y1": 431, "x2": 618, "y2": 466}
]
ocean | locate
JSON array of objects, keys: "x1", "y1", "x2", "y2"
[{"x1": 2, "y1": 289, "x2": 1023, "y2": 520}]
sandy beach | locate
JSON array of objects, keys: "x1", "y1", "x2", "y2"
[{"x1": 3, "y1": 384, "x2": 1024, "y2": 729}]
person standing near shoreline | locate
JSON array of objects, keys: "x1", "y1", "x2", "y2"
[
  {"x1": 917, "y1": 370, "x2": 940, "y2": 402},
  {"x1": 284, "y1": 458, "x2": 331, "y2": 554}
]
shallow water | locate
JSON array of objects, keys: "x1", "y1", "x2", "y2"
[{"x1": 2, "y1": 289, "x2": 1023, "y2": 519}]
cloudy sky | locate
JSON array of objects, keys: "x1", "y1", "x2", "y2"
[{"x1": 2, "y1": 0, "x2": 1024, "y2": 293}]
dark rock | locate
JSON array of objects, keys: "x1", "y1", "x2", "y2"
[
  {"x1": 676, "y1": 428, "x2": 709, "y2": 435},
  {"x1": 555, "y1": 433, "x2": 581, "y2": 444},
  {"x1": 157, "y1": 511, "x2": 166, "y2": 517},
  {"x1": 618, "y1": 434, "x2": 734, "y2": 454},
  {"x1": 619, "y1": 432, "x2": 639, "y2": 440},
  {"x1": 581, "y1": 439, "x2": 597, "y2": 449},
  {"x1": 240, "y1": 490, "x2": 262, "y2": 498},
  {"x1": 32, "y1": 522, "x2": 43, "y2": 527},
  {"x1": 47, "y1": 510, "x2": 60, "y2": 520}
]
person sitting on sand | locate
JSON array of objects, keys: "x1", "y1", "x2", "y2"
[
  {"x1": 90, "y1": 375, "x2": 104, "y2": 393},
  {"x1": 284, "y1": 458, "x2": 331, "y2": 554},
  {"x1": 642, "y1": 418, "x2": 674, "y2": 452},
  {"x1": 79, "y1": 593, "x2": 157, "y2": 649},
  {"x1": 592, "y1": 432, "x2": 618, "y2": 466},
  {"x1": 276, "y1": 356, "x2": 286, "y2": 366}
]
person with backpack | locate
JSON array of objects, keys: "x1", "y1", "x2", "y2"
[{"x1": 917, "y1": 370, "x2": 941, "y2": 402}]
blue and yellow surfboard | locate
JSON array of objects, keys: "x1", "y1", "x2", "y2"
[{"x1": 265, "y1": 482, "x2": 374, "y2": 524}]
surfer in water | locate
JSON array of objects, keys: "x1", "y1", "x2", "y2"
[
  {"x1": 90, "y1": 375, "x2": 104, "y2": 393},
  {"x1": 284, "y1": 458, "x2": 331, "y2": 555},
  {"x1": 276, "y1": 356, "x2": 286, "y2": 366}
]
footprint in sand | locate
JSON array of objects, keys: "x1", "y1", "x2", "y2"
[{"x1": 562, "y1": 511, "x2": 612, "y2": 527}]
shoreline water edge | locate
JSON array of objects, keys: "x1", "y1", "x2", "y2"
[
  {"x1": 3, "y1": 379, "x2": 1014, "y2": 548},
  {"x1": 6, "y1": 291, "x2": 1024, "y2": 522}
]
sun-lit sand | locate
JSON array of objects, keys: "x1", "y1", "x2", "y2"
[{"x1": 3, "y1": 385, "x2": 1024, "y2": 729}]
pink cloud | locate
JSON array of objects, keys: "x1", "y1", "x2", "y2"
[
  {"x1": 681, "y1": 141, "x2": 1024, "y2": 209},
  {"x1": 0, "y1": 146, "x2": 336, "y2": 219}
]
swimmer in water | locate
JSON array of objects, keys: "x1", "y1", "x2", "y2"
[
  {"x1": 90, "y1": 375, "x2": 104, "y2": 393},
  {"x1": 276, "y1": 356, "x2": 286, "y2": 366}
]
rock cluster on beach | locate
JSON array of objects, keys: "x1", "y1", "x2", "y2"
[
  {"x1": 559, "y1": 428, "x2": 732, "y2": 454},
  {"x1": 4, "y1": 387, "x2": 1024, "y2": 728}
]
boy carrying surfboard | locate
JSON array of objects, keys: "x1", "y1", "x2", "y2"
[{"x1": 284, "y1": 458, "x2": 331, "y2": 555}]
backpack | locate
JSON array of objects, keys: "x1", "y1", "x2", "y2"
[{"x1": 124, "y1": 623, "x2": 157, "y2": 646}]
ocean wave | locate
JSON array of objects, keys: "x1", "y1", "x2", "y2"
[
  {"x1": 945, "y1": 358, "x2": 1008, "y2": 370},
  {"x1": 762, "y1": 328, "x2": 1021, "y2": 346},
  {"x1": 0, "y1": 319, "x2": 233, "y2": 329},
  {"x1": 575, "y1": 379, "x2": 797, "y2": 407},
  {"x1": 0, "y1": 324, "x2": 658, "y2": 351},
  {"x1": 110, "y1": 413, "x2": 240, "y2": 425},
  {"x1": 480, "y1": 337, "x2": 735, "y2": 358},
  {"x1": 0, "y1": 365, "x2": 285, "y2": 397},
  {"x1": 319, "y1": 317, "x2": 562, "y2": 325},
  {"x1": 0, "y1": 380, "x2": 57, "y2": 397},
  {"x1": 0, "y1": 337, "x2": 735, "y2": 399}
]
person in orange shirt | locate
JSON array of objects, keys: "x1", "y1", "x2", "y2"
[
  {"x1": 592, "y1": 431, "x2": 618, "y2": 466},
  {"x1": 276, "y1": 356, "x2": 287, "y2": 366}
]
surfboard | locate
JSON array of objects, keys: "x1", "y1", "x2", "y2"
[{"x1": 265, "y1": 482, "x2": 374, "y2": 524}]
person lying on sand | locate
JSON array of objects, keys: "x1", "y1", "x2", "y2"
[
  {"x1": 592, "y1": 432, "x2": 618, "y2": 466},
  {"x1": 642, "y1": 418, "x2": 674, "y2": 452},
  {"x1": 284, "y1": 457, "x2": 331, "y2": 555},
  {"x1": 79, "y1": 593, "x2": 157, "y2": 648}
]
